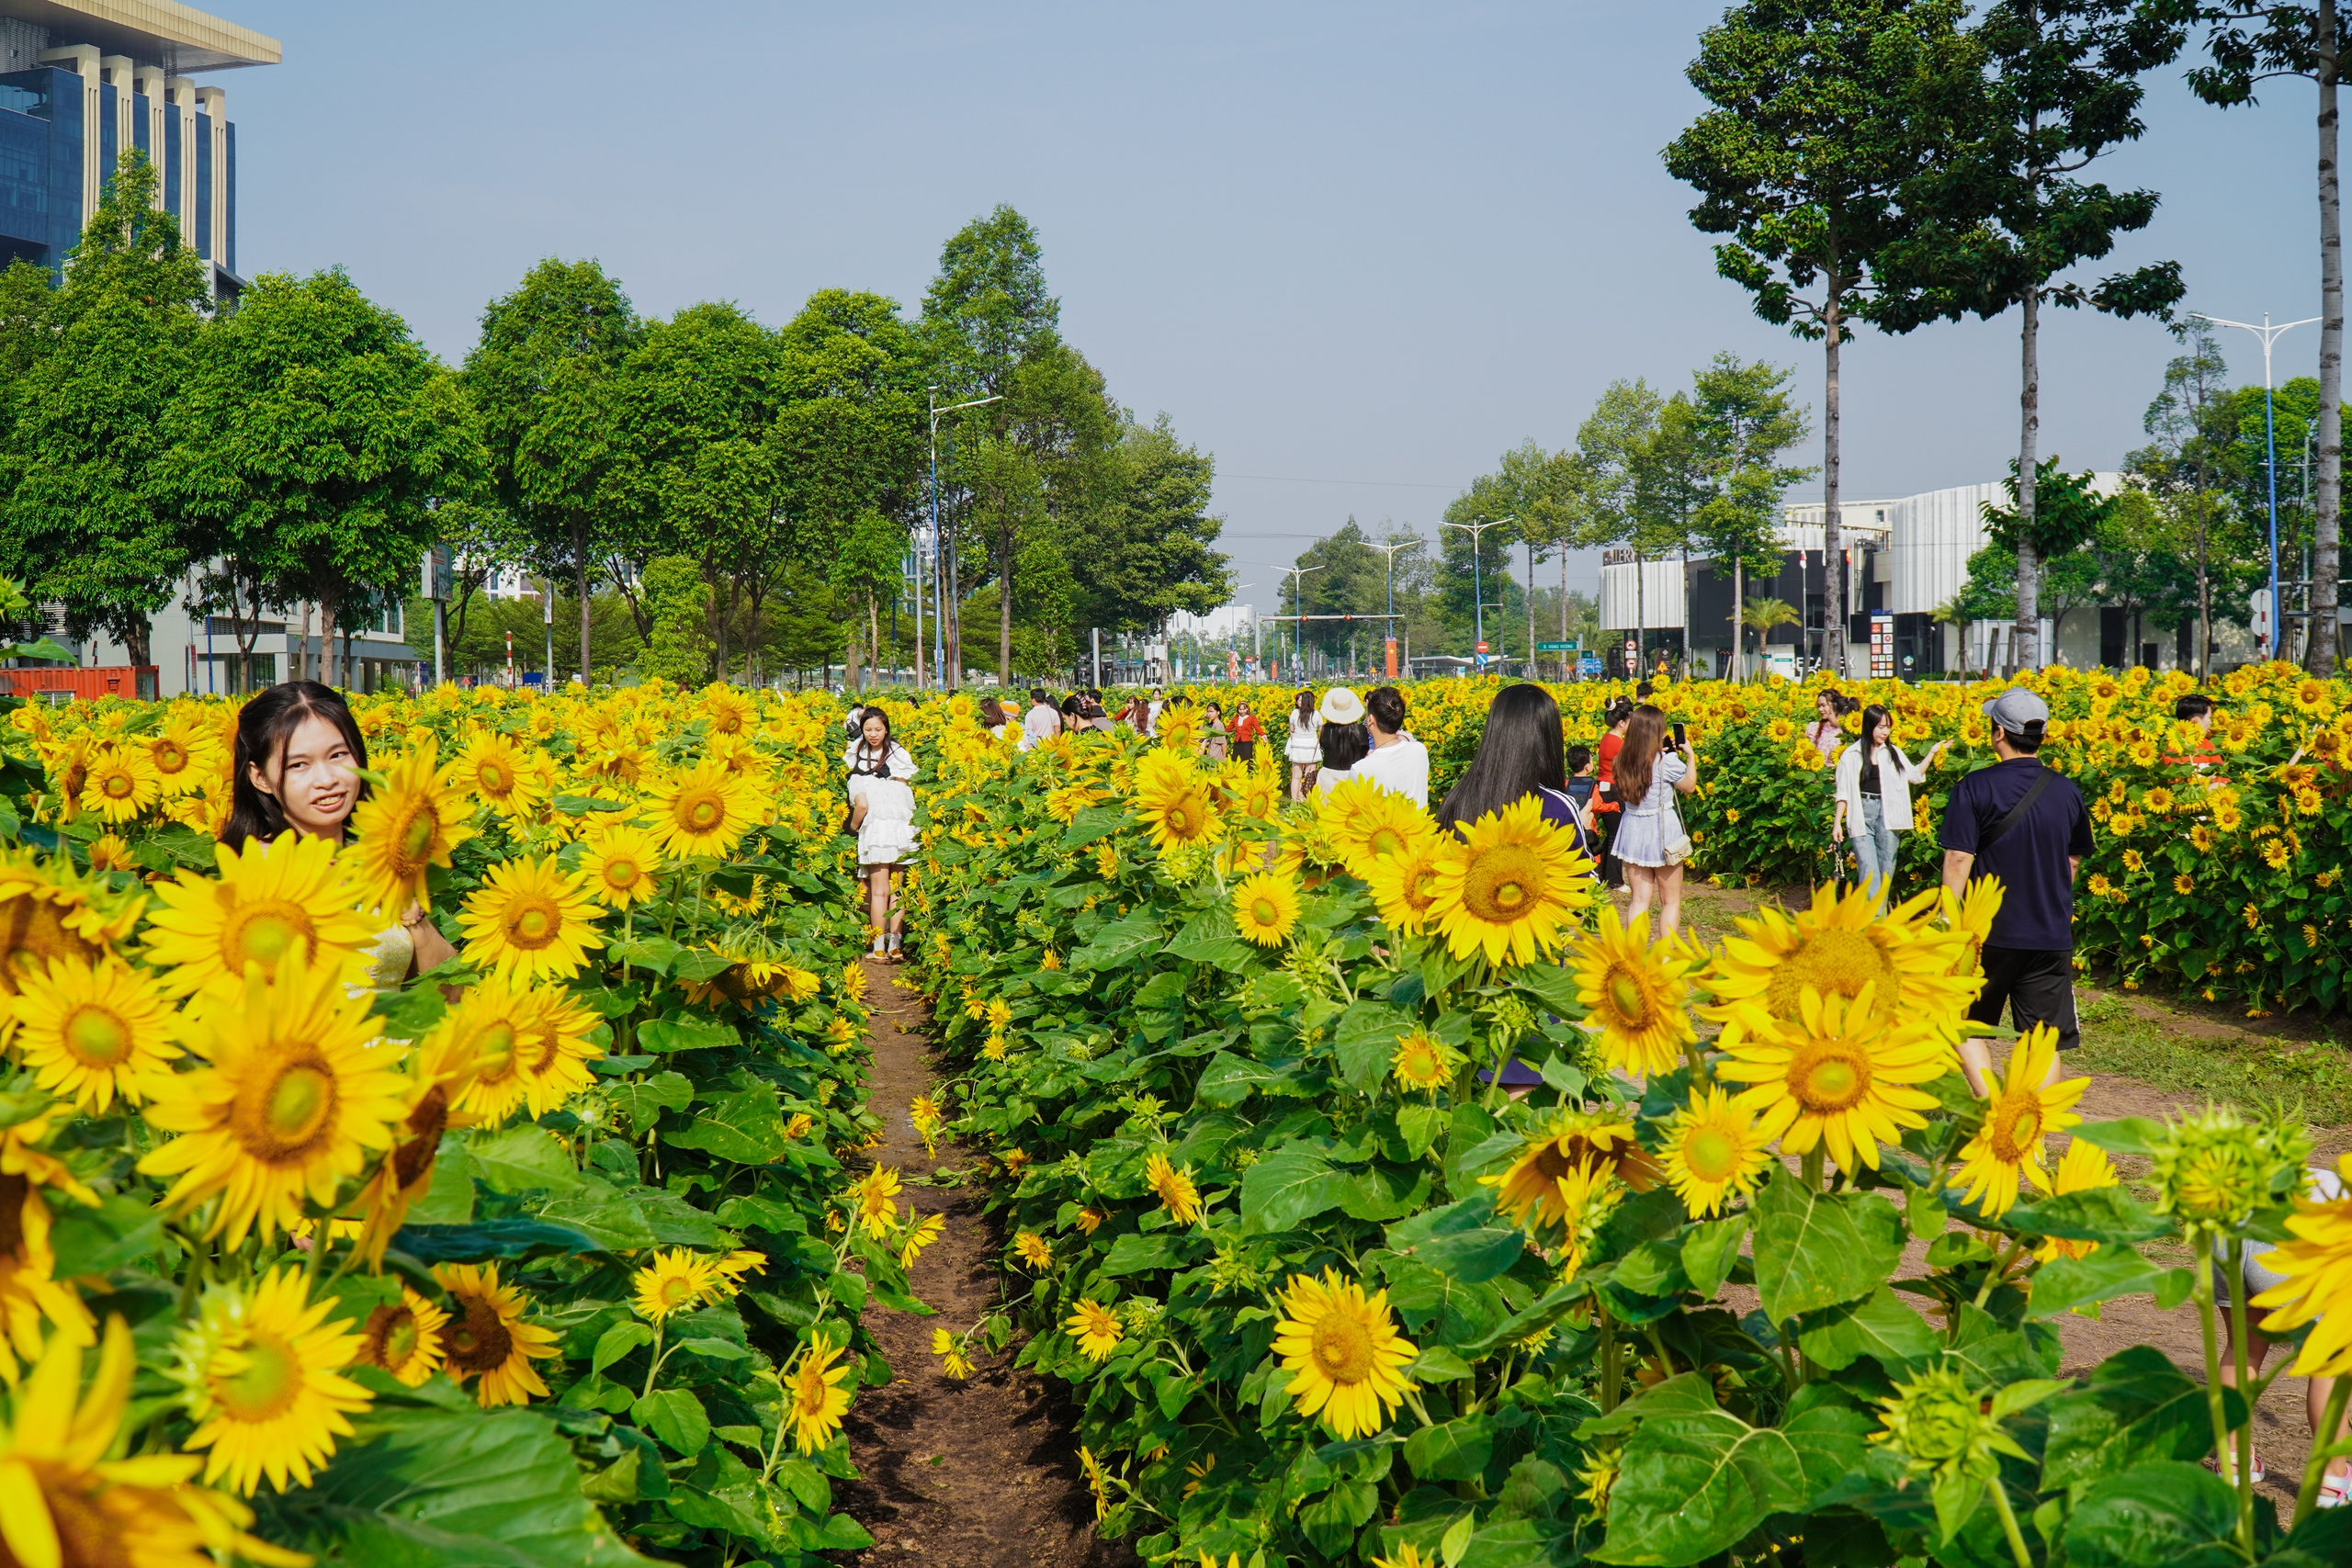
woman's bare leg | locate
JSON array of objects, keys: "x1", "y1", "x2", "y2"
[
  {"x1": 1657, "y1": 863, "x2": 1686, "y2": 941},
  {"x1": 866, "y1": 867, "x2": 890, "y2": 948},
  {"x1": 1623, "y1": 863, "x2": 1657, "y2": 925}
]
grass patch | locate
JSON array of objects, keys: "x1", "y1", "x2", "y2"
[{"x1": 2075, "y1": 992, "x2": 2352, "y2": 1131}]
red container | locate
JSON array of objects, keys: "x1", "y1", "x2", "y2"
[{"x1": 0, "y1": 667, "x2": 160, "y2": 701}]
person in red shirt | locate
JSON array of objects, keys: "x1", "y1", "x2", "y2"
[
  {"x1": 1231, "y1": 702, "x2": 1262, "y2": 762},
  {"x1": 1592, "y1": 698, "x2": 1633, "y2": 890}
]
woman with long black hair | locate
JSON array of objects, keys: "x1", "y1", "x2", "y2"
[
  {"x1": 844, "y1": 707, "x2": 918, "y2": 960},
  {"x1": 1833, "y1": 702, "x2": 1946, "y2": 900},
  {"x1": 223, "y1": 680, "x2": 458, "y2": 987},
  {"x1": 1611, "y1": 704, "x2": 1699, "y2": 939},
  {"x1": 1435, "y1": 683, "x2": 1594, "y2": 842}
]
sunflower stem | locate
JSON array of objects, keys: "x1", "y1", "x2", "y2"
[
  {"x1": 1599, "y1": 1309, "x2": 1620, "y2": 1413},
  {"x1": 2293, "y1": 1376, "x2": 2352, "y2": 1527},
  {"x1": 640, "y1": 1323, "x2": 668, "y2": 1402},
  {"x1": 2191, "y1": 1229, "x2": 2245, "y2": 1553},
  {"x1": 1971, "y1": 1235, "x2": 2022, "y2": 1313},
  {"x1": 1984, "y1": 1471, "x2": 2035, "y2": 1568},
  {"x1": 2227, "y1": 1236, "x2": 2256, "y2": 1552}
]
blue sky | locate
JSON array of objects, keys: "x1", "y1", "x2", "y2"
[{"x1": 220, "y1": 1, "x2": 2320, "y2": 609}]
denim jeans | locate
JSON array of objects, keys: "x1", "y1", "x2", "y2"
[{"x1": 1850, "y1": 795, "x2": 1898, "y2": 898}]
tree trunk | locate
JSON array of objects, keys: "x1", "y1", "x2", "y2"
[
  {"x1": 869, "y1": 591, "x2": 883, "y2": 689},
  {"x1": 319, "y1": 594, "x2": 340, "y2": 689},
  {"x1": 123, "y1": 614, "x2": 151, "y2": 670},
  {"x1": 2314, "y1": 0, "x2": 2345, "y2": 672},
  {"x1": 1824, "y1": 287, "x2": 1845, "y2": 677},
  {"x1": 577, "y1": 558, "x2": 592, "y2": 685},
  {"x1": 1634, "y1": 548, "x2": 1645, "y2": 680},
  {"x1": 1525, "y1": 543, "x2": 1536, "y2": 682},
  {"x1": 2014, "y1": 286, "x2": 2042, "y2": 672},
  {"x1": 998, "y1": 536, "x2": 1014, "y2": 688},
  {"x1": 293, "y1": 600, "x2": 311, "y2": 683},
  {"x1": 1558, "y1": 547, "x2": 1569, "y2": 677},
  {"x1": 1734, "y1": 558, "x2": 1745, "y2": 681}
]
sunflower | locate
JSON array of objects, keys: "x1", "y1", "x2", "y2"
[
  {"x1": 434, "y1": 1262, "x2": 562, "y2": 1408},
  {"x1": 345, "y1": 738, "x2": 475, "y2": 916},
  {"x1": 0, "y1": 1317, "x2": 300, "y2": 1568},
  {"x1": 506, "y1": 987, "x2": 602, "y2": 1120},
  {"x1": 172, "y1": 1269, "x2": 371, "y2": 1495},
  {"x1": 1145, "y1": 1150, "x2": 1202, "y2": 1224},
  {"x1": 1391, "y1": 1030, "x2": 1464, "y2": 1093},
  {"x1": 933, "y1": 1328, "x2": 974, "y2": 1380},
  {"x1": 348, "y1": 1022, "x2": 483, "y2": 1269},
  {"x1": 1481, "y1": 1110, "x2": 1661, "y2": 1235},
  {"x1": 1948, "y1": 1025, "x2": 2086, "y2": 1217},
  {"x1": 1714, "y1": 982, "x2": 1955, "y2": 1173},
  {"x1": 1013, "y1": 1231, "x2": 1053, "y2": 1269},
  {"x1": 78, "y1": 744, "x2": 162, "y2": 825},
  {"x1": 1338, "y1": 788, "x2": 1434, "y2": 876},
  {"x1": 632, "y1": 1248, "x2": 725, "y2": 1323},
  {"x1": 1703, "y1": 883, "x2": 1975, "y2": 1049},
  {"x1": 1135, "y1": 756, "x2": 1224, "y2": 853},
  {"x1": 897, "y1": 1213, "x2": 944, "y2": 1269},
  {"x1": 86, "y1": 833, "x2": 136, "y2": 874},
  {"x1": 454, "y1": 730, "x2": 546, "y2": 821},
  {"x1": 1363, "y1": 838, "x2": 1445, "y2": 936},
  {"x1": 139, "y1": 956, "x2": 410, "y2": 1247},
  {"x1": 1572, "y1": 908, "x2": 1700, "y2": 1077},
  {"x1": 1231, "y1": 870, "x2": 1300, "y2": 947},
  {"x1": 783, "y1": 1340, "x2": 854, "y2": 1452},
  {"x1": 355, "y1": 1286, "x2": 450, "y2": 1387},
  {"x1": 1270, "y1": 1269, "x2": 1418, "y2": 1439},
  {"x1": 2251, "y1": 1154, "x2": 2352, "y2": 1376},
  {"x1": 435, "y1": 975, "x2": 542, "y2": 1126},
  {"x1": 1426, "y1": 795, "x2": 1591, "y2": 966},
  {"x1": 699, "y1": 686, "x2": 756, "y2": 737},
  {"x1": 458, "y1": 855, "x2": 605, "y2": 983},
  {"x1": 143, "y1": 712, "x2": 222, "y2": 797},
  {"x1": 0, "y1": 1111, "x2": 98, "y2": 1384},
  {"x1": 582, "y1": 822, "x2": 663, "y2": 910},
  {"x1": 142, "y1": 831, "x2": 377, "y2": 998},
  {"x1": 849, "y1": 1167, "x2": 902, "y2": 1235},
  {"x1": 2033, "y1": 1141, "x2": 2119, "y2": 1263},
  {"x1": 10, "y1": 954, "x2": 180, "y2": 1112},
  {"x1": 645, "y1": 758, "x2": 763, "y2": 859},
  {"x1": 1065, "y1": 1298, "x2": 1125, "y2": 1362},
  {"x1": 1657, "y1": 1086, "x2": 1773, "y2": 1219}
]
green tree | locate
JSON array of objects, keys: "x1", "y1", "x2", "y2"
[
  {"x1": 1900, "y1": 1, "x2": 2186, "y2": 669},
  {"x1": 832, "y1": 510, "x2": 908, "y2": 691},
  {"x1": 639, "y1": 555, "x2": 713, "y2": 686},
  {"x1": 1453, "y1": 440, "x2": 1586, "y2": 675},
  {"x1": 1688, "y1": 355, "x2": 1816, "y2": 675},
  {"x1": 2127, "y1": 321, "x2": 2248, "y2": 677},
  {"x1": 1666, "y1": 0, "x2": 1977, "y2": 674},
  {"x1": 1070, "y1": 412, "x2": 1230, "y2": 638},
  {"x1": 466, "y1": 258, "x2": 643, "y2": 682},
  {"x1": 2185, "y1": 3, "x2": 2349, "y2": 671},
  {"x1": 973, "y1": 344, "x2": 1119, "y2": 682},
  {"x1": 1740, "y1": 596, "x2": 1803, "y2": 677},
  {"x1": 160, "y1": 267, "x2": 473, "y2": 689},
  {"x1": 1573, "y1": 379, "x2": 1666, "y2": 666},
  {"x1": 0, "y1": 149, "x2": 209, "y2": 667}
]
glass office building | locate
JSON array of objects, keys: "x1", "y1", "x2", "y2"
[{"x1": 0, "y1": 3, "x2": 279, "y2": 285}]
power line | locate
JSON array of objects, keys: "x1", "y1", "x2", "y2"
[{"x1": 1222, "y1": 473, "x2": 1454, "y2": 489}]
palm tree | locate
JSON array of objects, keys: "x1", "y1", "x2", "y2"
[
  {"x1": 1738, "y1": 597, "x2": 1800, "y2": 681},
  {"x1": 1930, "y1": 595, "x2": 1967, "y2": 676}
]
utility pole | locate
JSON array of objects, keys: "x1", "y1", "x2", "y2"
[
  {"x1": 1281, "y1": 565, "x2": 1324, "y2": 680},
  {"x1": 929, "y1": 388, "x2": 1002, "y2": 689},
  {"x1": 1368, "y1": 539, "x2": 1418, "y2": 680},
  {"x1": 543, "y1": 576, "x2": 556, "y2": 687},
  {"x1": 1442, "y1": 515, "x2": 1515, "y2": 672},
  {"x1": 2195, "y1": 312, "x2": 2318, "y2": 658}
]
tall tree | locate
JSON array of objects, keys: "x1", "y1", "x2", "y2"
[
  {"x1": 922, "y1": 207, "x2": 1064, "y2": 684},
  {"x1": 1687, "y1": 355, "x2": 1817, "y2": 675},
  {"x1": 1667, "y1": 0, "x2": 1976, "y2": 675},
  {"x1": 466, "y1": 259, "x2": 642, "y2": 682},
  {"x1": 160, "y1": 269, "x2": 478, "y2": 688},
  {"x1": 2185, "y1": 3, "x2": 2347, "y2": 671},
  {"x1": 1575, "y1": 379, "x2": 1666, "y2": 671},
  {"x1": 1070, "y1": 412, "x2": 1230, "y2": 639},
  {"x1": 974, "y1": 344, "x2": 1118, "y2": 682},
  {"x1": 0, "y1": 150, "x2": 209, "y2": 667},
  {"x1": 2126, "y1": 321, "x2": 2256, "y2": 675},
  {"x1": 1455, "y1": 440, "x2": 1586, "y2": 675},
  {"x1": 1901, "y1": 1, "x2": 2185, "y2": 669}
]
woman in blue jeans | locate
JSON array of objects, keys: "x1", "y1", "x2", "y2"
[{"x1": 1833, "y1": 703, "x2": 1946, "y2": 899}]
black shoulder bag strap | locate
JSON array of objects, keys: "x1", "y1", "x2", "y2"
[{"x1": 1977, "y1": 769, "x2": 2058, "y2": 853}]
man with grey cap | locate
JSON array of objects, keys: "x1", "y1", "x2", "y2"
[{"x1": 1939, "y1": 687, "x2": 2095, "y2": 1093}]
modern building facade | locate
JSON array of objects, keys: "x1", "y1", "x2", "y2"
[{"x1": 0, "y1": 1, "x2": 277, "y2": 285}]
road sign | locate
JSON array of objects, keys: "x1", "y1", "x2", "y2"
[
  {"x1": 1476, "y1": 641, "x2": 1489, "y2": 654},
  {"x1": 1578, "y1": 652, "x2": 1603, "y2": 679},
  {"x1": 1535, "y1": 640, "x2": 1575, "y2": 652}
]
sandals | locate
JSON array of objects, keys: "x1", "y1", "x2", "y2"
[
  {"x1": 2205, "y1": 1450, "x2": 2266, "y2": 1486},
  {"x1": 2321, "y1": 1468, "x2": 2350, "y2": 1509}
]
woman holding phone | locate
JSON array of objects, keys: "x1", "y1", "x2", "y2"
[
  {"x1": 1833, "y1": 703, "x2": 1946, "y2": 901},
  {"x1": 1611, "y1": 704, "x2": 1699, "y2": 939}
]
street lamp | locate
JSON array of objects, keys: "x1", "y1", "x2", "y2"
[
  {"x1": 1442, "y1": 515, "x2": 1515, "y2": 671},
  {"x1": 1281, "y1": 565, "x2": 1323, "y2": 679},
  {"x1": 1368, "y1": 538, "x2": 1419, "y2": 676},
  {"x1": 2193, "y1": 312, "x2": 2317, "y2": 659},
  {"x1": 927, "y1": 388, "x2": 1003, "y2": 689}
]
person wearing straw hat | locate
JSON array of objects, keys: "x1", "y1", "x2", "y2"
[{"x1": 1312, "y1": 686, "x2": 1372, "y2": 795}]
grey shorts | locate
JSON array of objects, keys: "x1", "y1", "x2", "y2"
[{"x1": 2210, "y1": 1235, "x2": 2291, "y2": 1308}]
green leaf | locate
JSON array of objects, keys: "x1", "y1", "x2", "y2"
[
  {"x1": 1239, "y1": 1145, "x2": 1350, "y2": 1235},
  {"x1": 1387, "y1": 1197, "x2": 1524, "y2": 1285},
  {"x1": 2041, "y1": 1347, "x2": 2244, "y2": 1495},
  {"x1": 1796, "y1": 1285, "x2": 1938, "y2": 1371},
  {"x1": 2060, "y1": 1460, "x2": 2241, "y2": 1568},
  {"x1": 593, "y1": 1321, "x2": 656, "y2": 1374},
  {"x1": 634, "y1": 1388, "x2": 711, "y2": 1456},
  {"x1": 256, "y1": 1404, "x2": 655, "y2": 1568},
  {"x1": 46, "y1": 1194, "x2": 163, "y2": 1277},
  {"x1": 2007, "y1": 1186, "x2": 2175, "y2": 1245},
  {"x1": 662, "y1": 1082, "x2": 787, "y2": 1165},
  {"x1": 1101, "y1": 1232, "x2": 1207, "y2": 1276},
  {"x1": 1589, "y1": 1374, "x2": 1834, "y2": 1566},
  {"x1": 608, "y1": 935, "x2": 684, "y2": 975},
  {"x1": 2027, "y1": 1244, "x2": 2190, "y2": 1320},
  {"x1": 1397, "y1": 1103, "x2": 1448, "y2": 1159},
  {"x1": 607, "y1": 1071, "x2": 692, "y2": 1134},
  {"x1": 639, "y1": 1015, "x2": 739, "y2": 1054},
  {"x1": 1297, "y1": 1479, "x2": 1378, "y2": 1559},
  {"x1": 1405, "y1": 1413, "x2": 1502, "y2": 1483},
  {"x1": 391, "y1": 1220, "x2": 601, "y2": 1264},
  {"x1": 1681, "y1": 1215, "x2": 1747, "y2": 1297},
  {"x1": 1069, "y1": 911, "x2": 1164, "y2": 970},
  {"x1": 1751, "y1": 1178, "x2": 1905, "y2": 1326},
  {"x1": 1193, "y1": 1050, "x2": 1323, "y2": 1107},
  {"x1": 1334, "y1": 1001, "x2": 1415, "y2": 1093},
  {"x1": 1061, "y1": 803, "x2": 1131, "y2": 849},
  {"x1": 469, "y1": 1126, "x2": 585, "y2": 1194},
  {"x1": 671, "y1": 948, "x2": 732, "y2": 984},
  {"x1": 2071, "y1": 1117, "x2": 2165, "y2": 1157}
]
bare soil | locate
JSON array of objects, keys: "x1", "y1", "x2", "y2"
[{"x1": 835, "y1": 957, "x2": 1132, "y2": 1567}]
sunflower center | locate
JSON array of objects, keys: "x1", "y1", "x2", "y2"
[
  {"x1": 481, "y1": 762, "x2": 511, "y2": 793},
  {"x1": 154, "y1": 740, "x2": 188, "y2": 773},
  {"x1": 214, "y1": 1331, "x2": 304, "y2": 1423},
  {"x1": 1462, "y1": 845, "x2": 1544, "y2": 921},
  {"x1": 1310, "y1": 1311, "x2": 1375, "y2": 1384},
  {"x1": 393, "y1": 1089, "x2": 448, "y2": 1189},
  {"x1": 102, "y1": 773, "x2": 134, "y2": 799},
  {"x1": 522, "y1": 1023, "x2": 564, "y2": 1075},
  {"x1": 1366, "y1": 826, "x2": 1408, "y2": 859},
  {"x1": 62, "y1": 1002, "x2": 133, "y2": 1067},
  {"x1": 1763, "y1": 929, "x2": 1896, "y2": 1020},
  {"x1": 1682, "y1": 1126, "x2": 1739, "y2": 1182},
  {"x1": 222, "y1": 900, "x2": 316, "y2": 972},
  {"x1": 604, "y1": 858, "x2": 641, "y2": 888},
  {"x1": 680, "y1": 791, "x2": 724, "y2": 832},
  {"x1": 233, "y1": 1055, "x2": 339, "y2": 1161},
  {"x1": 396, "y1": 804, "x2": 439, "y2": 865},
  {"x1": 470, "y1": 1021, "x2": 519, "y2": 1085},
  {"x1": 1988, "y1": 1090, "x2": 2043, "y2": 1163},
  {"x1": 504, "y1": 897, "x2": 560, "y2": 949},
  {"x1": 1788, "y1": 1040, "x2": 1872, "y2": 1115},
  {"x1": 658, "y1": 1275, "x2": 697, "y2": 1311},
  {"x1": 445, "y1": 1295, "x2": 514, "y2": 1374},
  {"x1": 0, "y1": 1172, "x2": 25, "y2": 1255},
  {"x1": 1606, "y1": 968, "x2": 1652, "y2": 1028},
  {"x1": 364, "y1": 1303, "x2": 424, "y2": 1370},
  {"x1": 1250, "y1": 897, "x2": 1279, "y2": 927}
]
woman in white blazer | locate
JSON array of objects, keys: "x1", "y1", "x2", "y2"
[{"x1": 1833, "y1": 703, "x2": 1948, "y2": 899}]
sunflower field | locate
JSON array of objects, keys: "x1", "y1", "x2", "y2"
[
  {"x1": 0, "y1": 681, "x2": 918, "y2": 1568},
  {"x1": 896, "y1": 694, "x2": 2352, "y2": 1568}
]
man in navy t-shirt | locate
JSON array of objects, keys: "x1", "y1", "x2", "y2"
[{"x1": 1939, "y1": 687, "x2": 2095, "y2": 1094}]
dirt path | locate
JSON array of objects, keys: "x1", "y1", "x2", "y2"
[{"x1": 836, "y1": 958, "x2": 1131, "y2": 1567}]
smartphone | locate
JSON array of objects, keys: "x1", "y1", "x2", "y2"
[{"x1": 1671, "y1": 721, "x2": 1687, "y2": 749}]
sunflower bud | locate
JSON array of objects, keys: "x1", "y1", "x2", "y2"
[{"x1": 2147, "y1": 1104, "x2": 2308, "y2": 1232}]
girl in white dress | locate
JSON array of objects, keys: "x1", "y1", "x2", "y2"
[{"x1": 844, "y1": 709, "x2": 919, "y2": 960}]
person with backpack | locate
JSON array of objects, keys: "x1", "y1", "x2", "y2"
[{"x1": 1940, "y1": 688, "x2": 2095, "y2": 1093}]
